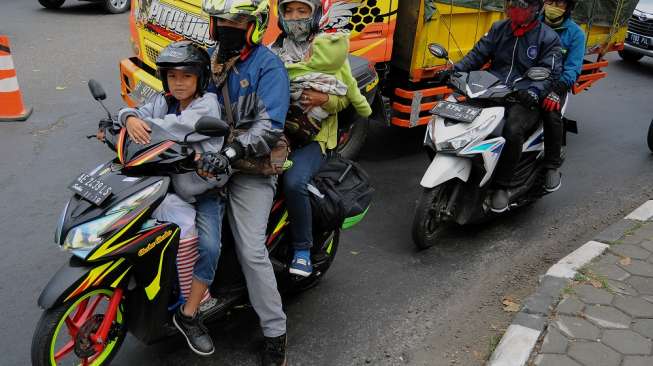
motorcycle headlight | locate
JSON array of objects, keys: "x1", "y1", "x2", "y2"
[
  {"x1": 435, "y1": 116, "x2": 497, "y2": 152},
  {"x1": 62, "y1": 180, "x2": 164, "y2": 252}
]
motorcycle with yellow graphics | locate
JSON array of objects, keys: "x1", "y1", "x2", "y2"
[{"x1": 30, "y1": 81, "x2": 345, "y2": 365}]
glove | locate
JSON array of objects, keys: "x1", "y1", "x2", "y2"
[
  {"x1": 515, "y1": 89, "x2": 540, "y2": 109},
  {"x1": 542, "y1": 92, "x2": 561, "y2": 112},
  {"x1": 222, "y1": 142, "x2": 245, "y2": 163},
  {"x1": 197, "y1": 152, "x2": 231, "y2": 177},
  {"x1": 435, "y1": 69, "x2": 453, "y2": 84}
]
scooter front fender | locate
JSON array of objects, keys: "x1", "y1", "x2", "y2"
[{"x1": 420, "y1": 154, "x2": 472, "y2": 188}]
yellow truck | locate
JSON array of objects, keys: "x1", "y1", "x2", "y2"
[{"x1": 119, "y1": 0, "x2": 637, "y2": 154}]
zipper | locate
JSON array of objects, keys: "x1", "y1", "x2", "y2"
[{"x1": 505, "y1": 37, "x2": 518, "y2": 85}]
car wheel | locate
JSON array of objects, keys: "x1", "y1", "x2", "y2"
[
  {"x1": 104, "y1": 0, "x2": 130, "y2": 13},
  {"x1": 618, "y1": 50, "x2": 644, "y2": 62},
  {"x1": 38, "y1": 0, "x2": 66, "y2": 9}
]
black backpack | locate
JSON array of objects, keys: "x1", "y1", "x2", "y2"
[{"x1": 308, "y1": 155, "x2": 374, "y2": 231}]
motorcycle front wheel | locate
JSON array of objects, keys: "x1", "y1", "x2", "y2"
[
  {"x1": 412, "y1": 183, "x2": 455, "y2": 250},
  {"x1": 31, "y1": 288, "x2": 126, "y2": 366}
]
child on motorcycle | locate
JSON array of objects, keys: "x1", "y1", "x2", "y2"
[
  {"x1": 115, "y1": 41, "x2": 227, "y2": 356},
  {"x1": 540, "y1": 0, "x2": 586, "y2": 191}
]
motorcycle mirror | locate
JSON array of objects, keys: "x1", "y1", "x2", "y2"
[
  {"x1": 195, "y1": 116, "x2": 230, "y2": 137},
  {"x1": 428, "y1": 43, "x2": 449, "y2": 60},
  {"x1": 88, "y1": 79, "x2": 107, "y2": 101},
  {"x1": 525, "y1": 67, "x2": 551, "y2": 81}
]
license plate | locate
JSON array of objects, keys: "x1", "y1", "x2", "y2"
[
  {"x1": 68, "y1": 172, "x2": 113, "y2": 205},
  {"x1": 431, "y1": 101, "x2": 482, "y2": 123},
  {"x1": 129, "y1": 82, "x2": 158, "y2": 105},
  {"x1": 627, "y1": 32, "x2": 651, "y2": 49}
]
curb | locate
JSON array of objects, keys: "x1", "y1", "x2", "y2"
[{"x1": 486, "y1": 200, "x2": 653, "y2": 366}]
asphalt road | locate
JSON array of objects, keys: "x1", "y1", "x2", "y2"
[{"x1": 1, "y1": 2, "x2": 653, "y2": 365}]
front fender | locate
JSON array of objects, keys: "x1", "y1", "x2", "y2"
[
  {"x1": 420, "y1": 154, "x2": 472, "y2": 188},
  {"x1": 38, "y1": 258, "x2": 131, "y2": 310}
]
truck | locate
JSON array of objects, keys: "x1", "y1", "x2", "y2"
[{"x1": 119, "y1": 0, "x2": 638, "y2": 157}]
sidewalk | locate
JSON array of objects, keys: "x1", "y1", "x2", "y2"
[{"x1": 488, "y1": 201, "x2": 653, "y2": 366}]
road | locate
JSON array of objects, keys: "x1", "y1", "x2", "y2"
[{"x1": 1, "y1": 1, "x2": 652, "y2": 365}]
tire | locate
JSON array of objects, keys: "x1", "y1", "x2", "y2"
[
  {"x1": 103, "y1": 0, "x2": 130, "y2": 14},
  {"x1": 337, "y1": 117, "x2": 369, "y2": 160},
  {"x1": 646, "y1": 120, "x2": 653, "y2": 152},
  {"x1": 31, "y1": 288, "x2": 126, "y2": 366},
  {"x1": 618, "y1": 50, "x2": 644, "y2": 63},
  {"x1": 292, "y1": 230, "x2": 340, "y2": 292},
  {"x1": 411, "y1": 183, "x2": 454, "y2": 250},
  {"x1": 38, "y1": 0, "x2": 65, "y2": 9}
]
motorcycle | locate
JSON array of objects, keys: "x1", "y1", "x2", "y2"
[
  {"x1": 31, "y1": 80, "x2": 344, "y2": 365},
  {"x1": 411, "y1": 44, "x2": 577, "y2": 249}
]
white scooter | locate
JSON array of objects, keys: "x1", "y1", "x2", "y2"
[{"x1": 412, "y1": 44, "x2": 576, "y2": 249}]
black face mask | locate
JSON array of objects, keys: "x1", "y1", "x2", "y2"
[{"x1": 215, "y1": 26, "x2": 247, "y2": 62}]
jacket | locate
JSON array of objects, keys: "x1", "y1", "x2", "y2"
[
  {"x1": 285, "y1": 32, "x2": 372, "y2": 152},
  {"x1": 550, "y1": 17, "x2": 586, "y2": 88},
  {"x1": 208, "y1": 45, "x2": 290, "y2": 158},
  {"x1": 455, "y1": 19, "x2": 563, "y2": 97},
  {"x1": 117, "y1": 92, "x2": 225, "y2": 202}
]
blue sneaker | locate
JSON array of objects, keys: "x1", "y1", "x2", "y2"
[{"x1": 289, "y1": 250, "x2": 312, "y2": 277}]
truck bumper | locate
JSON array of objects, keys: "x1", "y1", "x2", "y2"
[
  {"x1": 624, "y1": 43, "x2": 653, "y2": 57},
  {"x1": 119, "y1": 57, "x2": 163, "y2": 107}
]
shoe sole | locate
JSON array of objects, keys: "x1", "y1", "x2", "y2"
[
  {"x1": 289, "y1": 267, "x2": 312, "y2": 277},
  {"x1": 544, "y1": 179, "x2": 562, "y2": 193},
  {"x1": 490, "y1": 205, "x2": 509, "y2": 213},
  {"x1": 173, "y1": 314, "x2": 215, "y2": 356}
]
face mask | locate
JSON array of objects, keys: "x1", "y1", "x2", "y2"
[
  {"x1": 544, "y1": 5, "x2": 566, "y2": 25},
  {"x1": 506, "y1": 6, "x2": 535, "y2": 26},
  {"x1": 215, "y1": 26, "x2": 247, "y2": 62},
  {"x1": 283, "y1": 18, "x2": 313, "y2": 43}
]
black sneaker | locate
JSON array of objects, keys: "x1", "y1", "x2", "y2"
[
  {"x1": 490, "y1": 189, "x2": 509, "y2": 213},
  {"x1": 261, "y1": 334, "x2": 287, "y2": 366},
  {"x1": 173, "y1": 306, "x2": 214, "y2": 356},
  {"x1": 544, "y1": 169, "x2": 562, "y2": 192}
]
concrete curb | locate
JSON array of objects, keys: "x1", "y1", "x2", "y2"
[{"x1": 486, "y1": 200, "x2": 653, "y2": 366}]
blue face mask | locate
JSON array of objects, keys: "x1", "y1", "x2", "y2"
[{"x1": 283, "y1": 18, "x2": 313, "y2": 42}]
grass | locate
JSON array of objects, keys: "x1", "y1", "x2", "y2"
[{"x1": 487, "y1": 334, "x2": 502, "y2": 359}]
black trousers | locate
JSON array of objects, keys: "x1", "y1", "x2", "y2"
[
  {"x1": 494, "y1": 103, "x2": 540, "y2": 187},
  {"x1": 541, "y1": 93, "x2": 567, "y2": 169}
]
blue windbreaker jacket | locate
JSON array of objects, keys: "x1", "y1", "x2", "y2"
[{"x1": 550, "y1": 17, "x2": 586, "y2": 88}]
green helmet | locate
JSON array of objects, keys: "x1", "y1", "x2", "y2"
[{"x1": 202, "y1": 0, "x2": 270, "y2": 45}]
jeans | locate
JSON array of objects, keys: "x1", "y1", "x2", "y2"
[
  {"x1": 193, "y1": 191, "x2": 226, "y2": 285},
  {"x1": 282, "y1": 142, "x2": 325, "y2": 250},
  {"x1": 542, "y1": 93, "x2": 567, "y2": 169},
  {"x1": 494, "y1": 103, "x2": 541, "y2": 187}
]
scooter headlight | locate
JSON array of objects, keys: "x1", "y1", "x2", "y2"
[
  {"x1": 62, "y1": 181, "x2": 164, "y2": 252},
  {"x1": 435, "y1": 115, "x2": 497, "y2": 152}
]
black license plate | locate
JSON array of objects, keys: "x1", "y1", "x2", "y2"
[
  {"x1": 627, "y1": 32, "x2": 651, "y2": 49},
  {"x1": 68, "y1": 172, "x2": 112, "y2": 205},
  {"x1": 431, "y1": 101, "x2": 482, "y2": 123}
]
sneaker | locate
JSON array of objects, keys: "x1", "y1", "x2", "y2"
[
  {"x1": 544, "y1": 169, "x2": 562, "y2": 192},
  {"x1": 490, "y1": 189, "x2": 509, "y2": 213},
  {"x1": 289, "y1": 250, "x2": 312, "y2": 277},
  {"x1": 173, "y1": 306, "x2": 214, "y2": 356},
  {"x1": 261, "y1": 334, "x2": 287, "y2": 366}
]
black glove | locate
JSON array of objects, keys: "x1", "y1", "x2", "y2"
[
  {"x1": 551, "y1": 80, "x2": 569, "y2": 96},
  {"x1": 515, "y1": 89, "x2": 540, "y2": 109},
  {"x1": 222, "y1": 142, "x2": 245, "y2": 163},
  {"x1": 197, "y1": 152, "x2": 231, "y2": 177},
  {"x1": 435, "y1": 69, "x2": 453, "y2": 84}
]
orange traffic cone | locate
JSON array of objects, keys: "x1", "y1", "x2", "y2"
[{"x1": 0, "y1": 35, "x2": 32, "y2": 122}]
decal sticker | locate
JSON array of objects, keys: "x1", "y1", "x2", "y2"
[
  {"x1": 138, "y1": 229, "x2": 173, "y2": 257},
  {"x1": 527, "y1": 45, "x2": 538, "y2": 60}
]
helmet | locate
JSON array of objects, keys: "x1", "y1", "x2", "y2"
[
  {"x1": 202, "y1": 0, "x2": 270, "y2": 45},
  {"x1": 505, "y1": 0, "x2": 543, "y2": 26},
  {"x1": 156, "y1": 41, "x2": 211, "y2": 95},
  {"x1": 277, "y1": 0, "x2": 323, "y2": 37}
]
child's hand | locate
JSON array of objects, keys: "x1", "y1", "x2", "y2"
[
  {"x1": 95, "y1": 129, "x2": 105, "y2": 141},
  {"x1": 300, "y1": 89, "x2": 329, "y2": 109},
  {"x1": 125, "y1": 116, "x2": 151, "y2": 144}
]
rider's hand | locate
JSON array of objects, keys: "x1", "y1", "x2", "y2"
[
  {"x1": 95, "y1": 129, "x2": 106, "y2": 141},
  {"x1": 515, "y1": 89, "x2": 540, "y2": 109},
  {"x1": 435, "y1": 69, "x2": 453, "y2": 84},
  {"x1": 125, "y1": 116, "x2": 151, "y2": 145},
  {"x1": 197, "y1": 152, "x2": 230, "y2": 178},
  {"x1": 542, "y1": 92, "x2": 561, "y2": 112},
  {"x1": 551, "y1": 80, "x2": 569, "y2": 96},
  {"x1": 300, "y1": 89, "x2": 329, "y2": 109}
]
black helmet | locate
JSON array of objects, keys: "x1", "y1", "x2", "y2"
[
  {"x1": 156, "y1": 41, "x2": 211, "y2": 96},
  {"x1": 277, "y1": 0, "x2": 323, "y2": 38}
]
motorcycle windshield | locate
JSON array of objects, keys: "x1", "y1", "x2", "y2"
[{"x1": 116, "y1": 124, "x2": 186, "y2": 168}]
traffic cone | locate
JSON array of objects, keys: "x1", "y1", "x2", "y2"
[{"x1": 0, "y1": 35, "x2": 32, "y2": 122}]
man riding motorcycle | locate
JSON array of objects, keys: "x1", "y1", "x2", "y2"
[
  {"x1": 201, "y1": 0, "x2": 291, "y2": 365},
  {"x1": 453, "y1": 0, "x2": 563, "y2": 212}
]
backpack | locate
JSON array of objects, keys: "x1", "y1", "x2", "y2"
[{"x1": 308, "y1": 154, "x2": 374, "y2": 231}]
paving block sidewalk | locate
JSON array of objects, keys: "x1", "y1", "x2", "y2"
[{"x1": 488, "y1": 201, "x2": 653, "y2": 366}]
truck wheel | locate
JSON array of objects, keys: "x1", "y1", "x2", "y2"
[
  {"x1": 38, "y1": 0, "x2": 65, "y2": 9},
  {"x1": 337, "y1": 117, "x2": 369, "y2": 160},
  {"x1": 647, "y1": 119, "x2": 653, "y2": 153},
  {"x1": 104, "y1": 0, "x2": 130, "y2": 13},
  {"x1": 618, "y1": 50, "x2": 644, "y2": 62}
]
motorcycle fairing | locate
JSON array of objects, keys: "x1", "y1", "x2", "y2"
[
  {"x1": 522, "y1": 126, "x2": 545, "y2": 153},
  {"x1": 420, "y1": 154, "x2": 472, "y2": 188},
  {"x1": 459, "y1": 137, "x2": 506, "y2": 187},
  {"x1": 116, "y1": 125, "x2": 191, "y2": 171}
]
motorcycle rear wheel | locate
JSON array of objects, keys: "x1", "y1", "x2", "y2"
[
  {"x1": 412, "y1": 183, "x2": 454, "y2": 250},
  {"x1": 31, "y1": 288, "x2": 126, "y2": 366}
]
